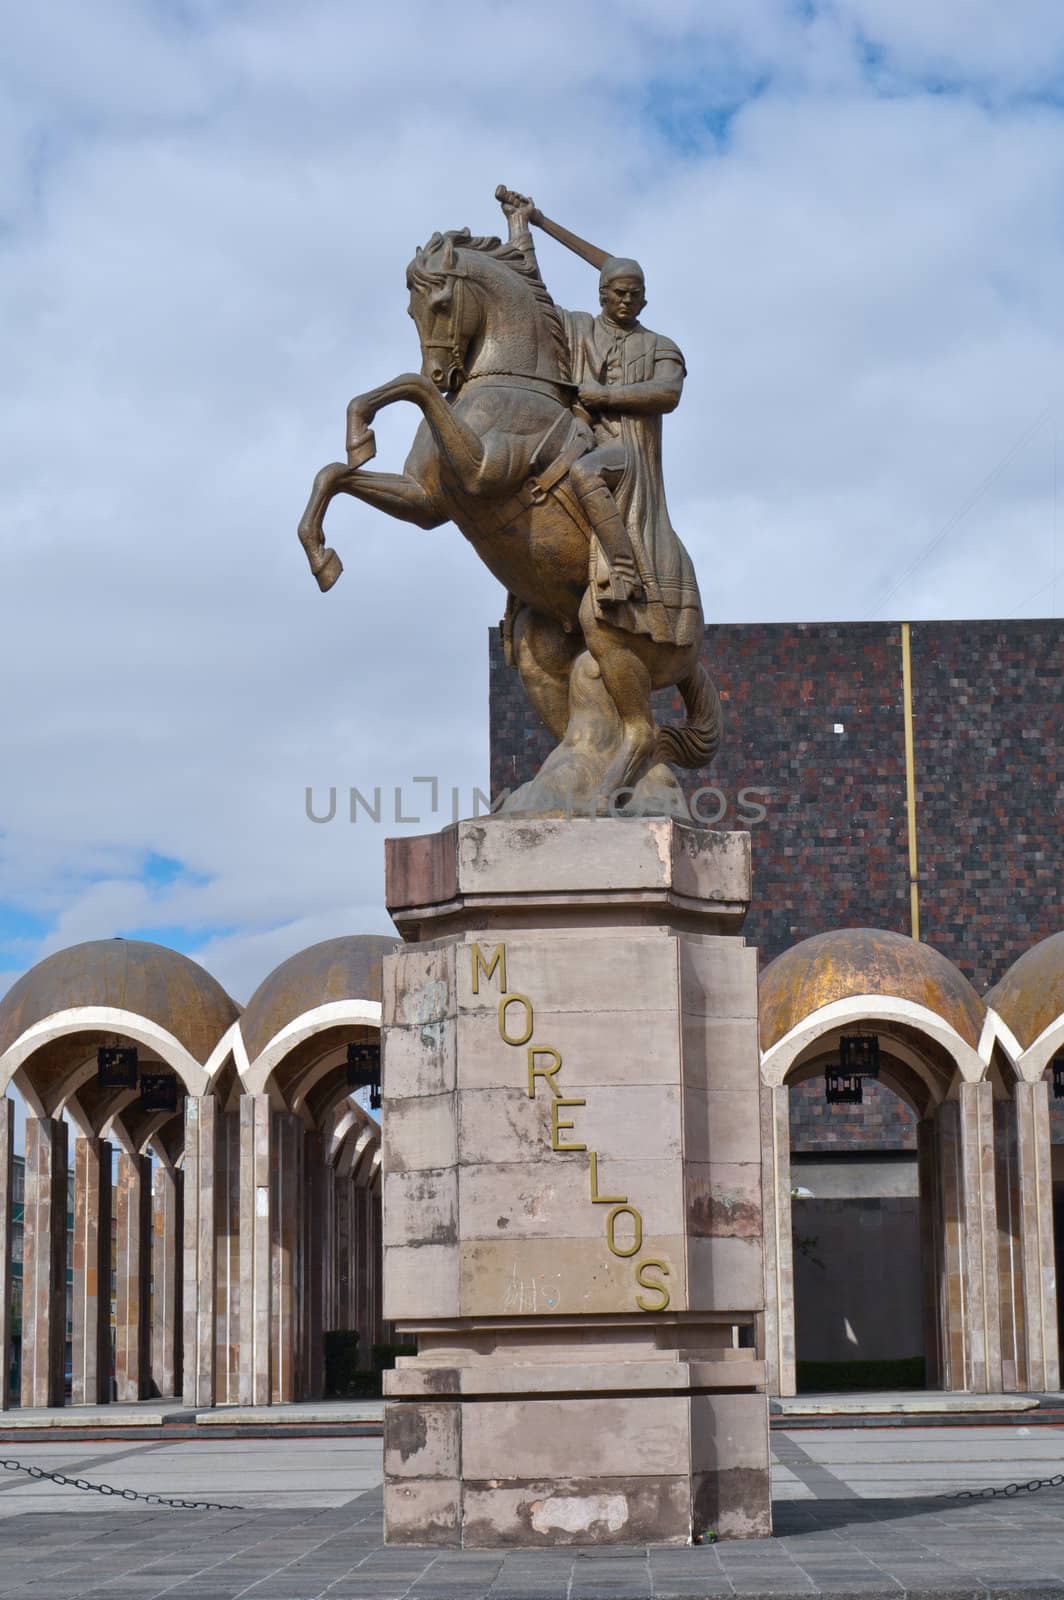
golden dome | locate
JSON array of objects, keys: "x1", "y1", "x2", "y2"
[
  {"x1": 759, "y1": 928, "x2": 985, "y2": 1051},
  {"x1": 985, "y1": 931, "x2": 1064, "y2": 1051},
  {"x1": 0, "y1": 939, "x2": 240, "y2": 1065},
  {"x1": 240, "y1": 934, "x2": 398, "y2": 1062}
]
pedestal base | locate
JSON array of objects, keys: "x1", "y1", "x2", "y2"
[
  {"x1": 384, "y1": 1343, "x2": 769, "y2": 1545},
  {"x1": 381, "y1": 818, "x2": 771, "y2": 1546}
]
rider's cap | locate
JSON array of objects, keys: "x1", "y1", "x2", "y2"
[{"x1": 599, "y1": 256, "x2": 645, "y2": 288}]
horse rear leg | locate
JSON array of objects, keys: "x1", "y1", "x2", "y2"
[
  {"x1": 511, "y1": 607, "x2": 581, "y2": 742},
  {"x1": 578, "y1": 592, "x2": 657, "y2": 796}
]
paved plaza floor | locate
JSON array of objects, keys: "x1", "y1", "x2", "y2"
[{"x1": 0, "y1": 1425, "x2": 1063, "y2": 1597}]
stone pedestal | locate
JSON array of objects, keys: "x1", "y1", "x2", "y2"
[{"x1": 381, "y1": 818, "x2": 770, "y2": 1547}]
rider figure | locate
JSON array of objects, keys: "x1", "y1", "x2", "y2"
[{"x1": 499, "y1": 189, "x2": 695, "y2": 646}]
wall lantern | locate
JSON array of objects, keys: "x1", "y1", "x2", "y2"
[
  {"x1": 140, "y1": 1072, "x2": 179, "y2": 1112},
  {"x1": 839, "y1": 1034, "x2": 879, "y2": 1078},
  {"x1": 1052, "y1": 1054, "x2": 1064, "y2": 1101},
  {"x1": 98, "y1": 1045, "x2": 138, "y2": 1089},
  {"x1": 824, "y1": 1067, "x2": 863, "y2": 1105},
  {"x1": 347, "y1": 1041, "x2": 382, "y2": 1110}
]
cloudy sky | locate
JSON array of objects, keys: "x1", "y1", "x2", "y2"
[{"x1": 2, "y1": 0, "x2": 1063, "y2": 1004}]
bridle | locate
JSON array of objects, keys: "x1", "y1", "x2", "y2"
[
  {"x1": 416, "y1": 264, "x2": 577, "y2": 402},
  {"x1": 419, "y1": 268, "x2": 472, "y2": 393}
]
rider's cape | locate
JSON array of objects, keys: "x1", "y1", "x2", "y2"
[{"x1": 561, "y1": 310, "x2": 702, "y2": 649}]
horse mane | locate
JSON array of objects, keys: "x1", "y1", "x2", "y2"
[{"x1": 409, "y1": 229, "x2": 572, "y2": 383}]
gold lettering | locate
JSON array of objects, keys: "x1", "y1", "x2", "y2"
[
  {"x1": 589, "y1": 1152, "x2": 627, "y2": 1205},
  {"x1": 550, "y1": 1096, "x2": 586, "y2": 1152},
  {"x1": 606, "y1": 1204, "x2": 643, "y2": 1258},
  {"x1": 527, "y1": 1046, "x2": 563, "y2": 1099},
  {"x1": 635, "y1": 1258, "x2": 671, "y2": 1312},
  {"x1": 471, "y1": 942, "x2": 507, "y2": 995},
  {"x1": 498, "y1": 992, "x2": 533, "y2": 1045}
]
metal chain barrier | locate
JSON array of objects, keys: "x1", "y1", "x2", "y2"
[
  {"x1": 947, "y1": 1472, "x2": 1064, "y2": 1502},
  {"x1": 0, "y1": 1458, "x2": 240, "y2": 1511}
]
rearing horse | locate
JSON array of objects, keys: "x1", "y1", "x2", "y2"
[{"x1": 297, "y1": 228, "x2": 719, "y2": 814}]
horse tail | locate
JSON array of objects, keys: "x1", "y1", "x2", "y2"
[{"x1": 655, "y1": 663, "x2": 723, "y2": 770}]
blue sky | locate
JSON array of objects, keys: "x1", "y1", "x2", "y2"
[{"x1": 2, "y1": 0, "x2": 1063, "y2": 1005}]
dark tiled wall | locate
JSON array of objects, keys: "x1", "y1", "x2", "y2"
[
  {"x1": 488, "y1": 619, "x2": 1064, "y2": 993},
  {"x1": 788, "y1": 1077, "x2": 917, "y2": 1153},
  {"x1": 908, "y1": 622, "x2": 1064, "y2": 981}
]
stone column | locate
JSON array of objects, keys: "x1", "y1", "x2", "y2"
[
  {"x1": 271, "y1": 1112, "x2": 304, "y2": 1403},
  {"x1": 959, "y1": 1081, "x2": 1002, "y2": 1392},
  {"x1": 369, "y1": 1189, "x2": 385, "y2": 1349},
  {"x1": 183, "y1": 1095, "x2": 218, "y2": 1408},
  {"x1": 381, "y1": 818, "x2": 769, "y2": 1547},
  {"x1": 216, "y1": 1110, "x2": 241, "y2": 1404},
  {"x1": 0, "y1": 1101, "x2": 13, "y2": 1410},
  {"x1": 930, "y1": 1100, "x2": 966, "y2": 1389},
  {"x1": 992, "y1": 1098, "x2": 1025, "y2": 1390},
  {"x1": 239, "y1": 1094, "x2": 271, "y2": 1405},
  {"x1": 335, "y1": 1177, "x2": 352, "y2": 1331},
  {"x1": 917, "y1": 1117, "x2": 944, "y2": 1388},
  {"x1": 21, "y1": 1117, "x2": 68, "y2": 1409},
  {"x1": 322, "y1": 1164, "x2": 336, "y2": 1334},
  {"x1": 352, "y1": 1185, "x2": 372, "y2": 1359},
  {"x1": 1014, "y1": 1080, "x2": 1060, "y2": 1391},
  {"x1": 151, "y1": 1164, "x2": 183, "y2": 1398},
  {"x1": 760, "y1": 1084, "x2": 794, "y2": 1397},
  {"x1": 115, "y1": 1151, "x2": 151, "y2": 1402},
  {"x1": 304, "y1": 1132, "x2": 325, "y2": 1400},
  {"x1": 72, "y1": 1137, "x2": 113, "y2": 1406}
]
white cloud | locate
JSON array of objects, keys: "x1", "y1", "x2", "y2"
[{"x1": 1, "y1": 0, "x2": 1062, "y2": 996}]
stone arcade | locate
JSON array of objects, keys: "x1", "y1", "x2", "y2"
[{"x1": 0, "y1": 935, "x2": 392, "y2": 1410}]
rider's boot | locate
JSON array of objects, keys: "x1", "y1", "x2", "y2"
[{"x1": 574, "y1": 481, "x2": 645, "y2": 605}]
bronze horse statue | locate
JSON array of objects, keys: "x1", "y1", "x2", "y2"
[{"x1": 297, "y1": 226, "x2": 720, "y2": 815}]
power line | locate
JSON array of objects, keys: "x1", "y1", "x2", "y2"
[
  {"x1": 1010, "y1": 572, "x2": 1059, "y2": 619},
  {"x1": 867, "y1": 403, "x2": 1054, "y2": 619}
]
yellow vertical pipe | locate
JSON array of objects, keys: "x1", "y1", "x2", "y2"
[{"x1": 901, "y1": 622, "x2": 920, "y2": 941}]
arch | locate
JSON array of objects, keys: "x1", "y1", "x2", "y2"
[
  {"x1": 1013, "y1": 1013, "x2": 1064, "y2": 1085},
  {"x1": 762, "y1": 994, "x2": 985, "y2": 1089},
  {"x1": 759, "y1": 944, "x2": 998, "y2": 1402},
  {"x1": 241, "y1": 1001, "x2": 382, "y2": 1097},
  {"x1": 328, "y1": 1103, "x2": 362, "y2": 1164},
  {"x1": 986, "y1": 931, "x2": 1064, "y2": 1057},
  {"x1": 338, "y1": 1124, "x2": 376, "y2": 1181},
  {"x1": 239, "y1": 934, "x2": 395, "y2": 1066},
  {"x1": 783, "y1": 1033, "x2": 942, "y2": 1121},
  {"x1": 0, "y1": 1008, "x2": 209, "y2": 1100}
]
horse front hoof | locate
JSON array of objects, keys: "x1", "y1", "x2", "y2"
[{"x1": 314, "y1": 548, "x2": 343, "y2": 591}]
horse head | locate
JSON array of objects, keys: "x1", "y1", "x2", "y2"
[
  {"x1": 406, "y1": 230, "x2": 482, "y2": 393},
  {"x1": 407, "y1": 228, "x2": 564, "y2": 393}
]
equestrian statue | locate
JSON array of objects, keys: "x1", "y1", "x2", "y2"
[{"x1": 297, "y1": 187, "x2": 721, "y2": 816}]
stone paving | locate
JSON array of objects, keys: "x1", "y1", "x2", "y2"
[{"x1": 0, "y1": 1428, "x2": 1062, "y2": 1597}]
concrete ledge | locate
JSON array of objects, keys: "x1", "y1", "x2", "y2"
[
  {"x1": 387, "y1": 1357, "x2": 765, "y2": 1398},
  {"x1": 772, "y1": 1389, "x2": 1041, "y2": 1416},
  {"x1": 195, "y1": 1400, "x2": 385, "y2": 1425},
  {"x1": 0, "y1": 1404, "x2": 187, "y2": 1428}
]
